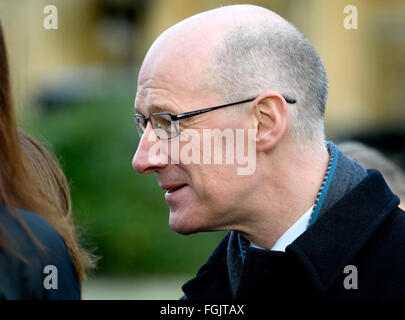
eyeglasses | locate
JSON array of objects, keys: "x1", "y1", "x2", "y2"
[{"x1": 133, "y1": 95, "x2": 296, "y2": 140}]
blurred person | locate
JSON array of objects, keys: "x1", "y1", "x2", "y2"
[
  {"x1": 338, "y1": 141, "x2": 405, "y2": 209},
  {"x1": 0, "y1": 22, "x2": 81, "y2": 299},
  {"x1": 132, "y1": 5, "x2": 405, "y2": 300}
]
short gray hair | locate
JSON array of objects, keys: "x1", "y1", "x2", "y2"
[{"x1": 205, "y1": 20, "x2": 328, "y2": 147}]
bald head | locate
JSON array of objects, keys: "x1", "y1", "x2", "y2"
[
  {"x1": 140, "y1": 5, "x2": 288, "y2": 82},
  {"x1": 152, "y1": 5, "x2": 286, "y2": 43},
  {"x1": 137, "y1": 4, "x2": 328, "y2": 146},
  {"x1": 139, "y1": 6, "x2": 278, "y2": 92}
]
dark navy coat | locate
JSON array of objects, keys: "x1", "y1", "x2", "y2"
[
  {"x1": 182, "y1": 170, "x2": 405, "y2": 300},
  {"x1": 0, "y1": 206, "x2": 80, "y2": 299}
]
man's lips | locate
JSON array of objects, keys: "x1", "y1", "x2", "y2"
[{"x1": 160, "y1": 183, "x2": 188, "y2": 193}]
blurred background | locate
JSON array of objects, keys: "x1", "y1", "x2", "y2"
[{"x1": 0, "y1": 0, "x2": 404, "y2": 299}]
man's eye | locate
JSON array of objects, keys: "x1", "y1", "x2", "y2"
[
  {"x1": 152, "y1": 115, "x2": 172, "y2": 129},
  {"x1": 155, "y1": 118, "x2": 170, "y2": 128}
]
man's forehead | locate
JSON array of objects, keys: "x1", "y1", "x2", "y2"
[
  {"x1": 134, "y1": 74, "x2": 181, "y2": 114},
  {"x1": 135, "y1": 61, "x2": 209, "y2": 115},
  {"x1": 136, "y1": 16, "x2": 225, "y2": 91}
]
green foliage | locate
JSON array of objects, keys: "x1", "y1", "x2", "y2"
[{"x1": 22, "y1": 97, "x2": 226, "y2": 275}]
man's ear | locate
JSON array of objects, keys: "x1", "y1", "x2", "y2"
[{"x1": 253, "y1": 93, "x2": 287, "y2": 152}]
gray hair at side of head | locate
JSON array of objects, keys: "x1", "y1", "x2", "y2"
[
  {"x1": 338, "y1": 141, "x2": 405, "y2": 205},
  {"x1": 204, "y1": 19, "x2": 328, "y2": 149}
]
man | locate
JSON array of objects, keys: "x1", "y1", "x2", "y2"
[{"x1": 132, "y1": 5, "x2": 405, "y2": 300}]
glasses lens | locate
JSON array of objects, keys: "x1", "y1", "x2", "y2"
[
  {"x1": 134, "y1": 115, "x2": 147, "y2": 137},
  {"x1": 151, "y1": 114, "x2": 178, "y2": 139}
]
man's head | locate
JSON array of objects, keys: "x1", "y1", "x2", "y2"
[{"x1": 132, "y1": 5, "x2": 328, "y2": 236}]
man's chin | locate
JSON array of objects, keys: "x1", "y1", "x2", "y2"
[
  {"x1": 168, "y1": 210, "x2": 201, "y2": 235},
  {"x1": 169, "y1": 220, "x2": 197, "y2": 235},
  {"x1": 170, "y1": 226, "x2": 195, "y2": 235}
]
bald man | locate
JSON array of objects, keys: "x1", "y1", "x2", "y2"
[{"x1": 132, "y1": 5, "x2": 405, "y2": 300}]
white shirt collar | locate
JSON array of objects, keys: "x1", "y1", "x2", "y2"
[{"x1": 250, "y1": 206, "x2": 314, "y2": 252}]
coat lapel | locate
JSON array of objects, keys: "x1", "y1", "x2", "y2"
[{"x1": 181, "y1": 233, "x2": 233, "y2": 300}]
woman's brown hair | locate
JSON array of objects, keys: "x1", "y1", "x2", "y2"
[
  {"x1": 0, "y1": 21, "x2": 45, "y2": 259},
  {"x1": 18, "y1": 130, "x2": 98, "y2": 283},
  {"x1": 0, "y1": 22, "x2": 96, "y2": 284}
]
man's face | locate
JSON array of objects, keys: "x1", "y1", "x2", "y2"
[{"x1": 132, "y1": 55, "x2": 258, "y2": 235}]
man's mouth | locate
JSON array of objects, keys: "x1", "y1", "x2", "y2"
[
  {"x1": 168, "y1": 184, "x2": 187, "y2": 193},
  {"x1": 162, "y1": 183, "x2": 189, "y2": 204},
  {"x1": 161, "y1": 184, "x2": 188, "y2": 193}
]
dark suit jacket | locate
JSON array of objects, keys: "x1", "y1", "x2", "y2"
[
  {"x1": 182, "y1": 170, "x2": 405, "y2": 300},
  {"x1": 0, "y1": 206, "x2": 80, "y2": 299}
]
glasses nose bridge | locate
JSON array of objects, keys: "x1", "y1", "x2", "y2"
[
  {"x1": 135, "y1": 119, "x2": 158, "y2": 150},
  {"x1": 148, "y1": 115, "x2": 159, "y2": 133},
  {"x1": 144, "y1": 116, "x2": 152, "y2": 131},
  {"x1": 133, "y1": 120, "x2": 166, "y2": 174},
  {"x1": 144, "y1": 119, "x2": 158, "y2": 141}
]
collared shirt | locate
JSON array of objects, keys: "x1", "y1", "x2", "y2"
[{"x1": 250, "y1": 206, "x2": 314, "y2": 252}]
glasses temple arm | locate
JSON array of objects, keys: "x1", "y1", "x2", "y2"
[{"x1": 174, "y1": 97, "x2": 256, "y2": 121}]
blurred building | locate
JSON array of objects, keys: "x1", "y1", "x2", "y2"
[
  {"x1": 1, "y1": 0, "x2": 404, "y2": 157},
  {"x1": 0, "y1": 0, "x2": 147, "y2": 113}
]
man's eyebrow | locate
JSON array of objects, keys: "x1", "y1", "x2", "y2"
[{"x1": 134, "y1": 104, "x2": 172, "y2": 115}]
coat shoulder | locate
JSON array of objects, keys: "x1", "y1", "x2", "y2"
[
  {"x1": 372, "y1": 206, "x2": 405, "y2": 248},
  {"x1": 357, "y1": 206, "x2": 405, "y2": 298},
  {"x1": 0, "y1": 206, "x2": 81, "y2": 299}
]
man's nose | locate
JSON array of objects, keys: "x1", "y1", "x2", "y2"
[{"x1": 132, "y1": 125, "x2": 169, "y2": 174}]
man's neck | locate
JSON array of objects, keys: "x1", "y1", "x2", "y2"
[{"x1": 238, "y1": 141, "x2": 330, "y2": 249}]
